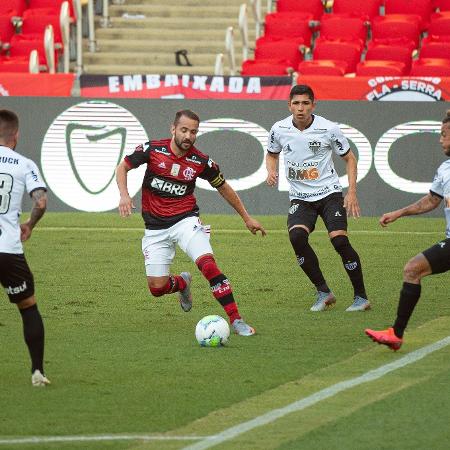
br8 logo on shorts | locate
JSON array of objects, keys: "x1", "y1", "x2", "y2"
[{"x1": 151, "y1": 177, "x2": 187, "y2": 196}]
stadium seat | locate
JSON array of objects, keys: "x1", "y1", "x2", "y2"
[
  {"x1": 0, "y1": 0, "x2": 26, "y2": 17},
  {"x1": 0, "y1": 56, "x2": 32, "y2": 72},
  {"x1": 356, "y1": 60, "x2": 407, "y2": 76},
  {"x1": 297, "y1": 59, "x2": 348, "y2": 76},
  {"x1": 428, "y1": 12, "x2": 450, "y2": 37},
  {"x1": 9, "y1": 35, "x2": 47, "y2": 65},
  {"x1": 318, "y1": 15, "x2": 367, "y2": 45},
  {"x1": 365, "y1": 40, "x2": 415, "y2": 72},
  {"x1": 276, "y1": 0, "x2": 325, "y2": 20},
  {"x1": 264, "y1": 13, "x2": 314, "y2": 43},
  {"x1": 410, "y1": 58, "x2": 450, "y2": 75},
  {"x1": 433, "y1": 0, "x2": 450, "y2": 11},
  {"x1": 384, "y1": 0, "x2": 433, "y2": 30},
  {"x1": 0, "y1": 15, "x2": 15, "y2": 49},
  {"x1": 312, "y1": 40, "x2": 363, "y2": 73},
  {"x1": 372, "y1": 15, "x2": 422, "y2": 48},
  {"x1": 331, "y1": 0, "x2": 382, "y2": 21},
  {"x1": 27, "y1": 0, "x2": 75, "y2": 19},
  {"x1": 241, "y1": 59, "x2": 293, "y2": 76},
  {"x1": 254, "y1": 37, "x2": 305, "y2": 68},
  {"x1": 420, "y1": 39, "x2": 450, "y2": 58},
  {"x1": 22, "y1": 9, "x2": 63, "y2": 45}
]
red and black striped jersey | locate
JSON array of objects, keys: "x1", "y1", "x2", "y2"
[{"x1": 124, "y1": 138, "x2": 225, "y2": 229}]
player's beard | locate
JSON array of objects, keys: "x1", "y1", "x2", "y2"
[{"x1": 174, "y1": 134, "x2": 194, "y2": 152}]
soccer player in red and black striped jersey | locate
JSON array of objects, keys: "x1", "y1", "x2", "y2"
[{"x1": 116, "y1": 109, "x2": 266, "y2": 336}]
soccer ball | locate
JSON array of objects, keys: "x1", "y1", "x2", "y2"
[{"x1": 195, "y1": 315, "x2": 230, "y2": 347}]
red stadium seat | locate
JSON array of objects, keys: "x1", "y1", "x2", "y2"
[
  {"x1": 384, "y1": 0, "x2": 433, "y2": 30},
  {"x1": 22, "y1": 9, "x2": 63, "y2": 45},
  {"x1": 297, "y1": 59, "x2": 348, "y2": 76},
  {"x1": 410, "y1": 58, "x2": 450, "y2": 75},
  {"x1": 372, "y1": 15, "x2": 422, "y2": 48},
  {"x1": 0, "y1": 15, "x2": 15, "y2": 47},
  {"x1": 28, "y1": 0, "x2": 75, "y2": 19},
  {"x1": 332, "y1": 0, "x2": 382, "y2": 21},
  {"x1": 365, "y1": 40, "x2": 415, "y2": 72},
  {"x1": 356, "y1": 60, "x2": 407, "y2": 76},
  {"x1": 276, "y1": 0, "x2": 325, "y2": 20},
  {"x1": 9, "y1": 35, "x2": 46, "y2": 65},
  {"x1": 254, "y1": 37, "x2": 305, "y2": 68},
  {"x1": 312, "y1": 40, "x2": 363, "y2": 73},
  {"x1": 433, "y1": 0, "x2": 450, "y2": 11},
  {"x1": 428, "y1": 12, "x2": 450, "y2": 37},
  {"x1": 241, "y1": 59, "x2": 292, "y2": 76},
  {"x1": 0, "y1": 0, "x2": 26, "y2": 17},
  {"x1": 264, "y1": 13, "x2": 314, "y2": 43},
  {"x1": 420, "y1": 39, "x2": 450, "y2": 58},
  {"x1": 0, "y1": 56, "x2": 32, "y2": 72},
  {"x1": 318, "y1": 15, "x2": 367, "y2": 44}
]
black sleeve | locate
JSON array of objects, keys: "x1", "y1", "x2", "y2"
[
  {"x1": 124, "y1": 142, "x2": 151, "y2": 168},
  {"x1": 199, "y1": 157, "x2": 226, "y2": 189}
]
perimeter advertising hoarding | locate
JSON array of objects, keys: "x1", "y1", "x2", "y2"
[{"x1": 1, "y1": 97, "x2": 447, "y2": 217}]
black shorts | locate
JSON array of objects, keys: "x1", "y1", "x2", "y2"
[
  {"x1": 287, "y1": 192, "x2": 348, "y2": 233},
  {"x1": 0, "y1": 253, "x2": 35, "y2": 303},
  {"x1": 422, "y1": 238, "x2": 450, "y2": 274}
]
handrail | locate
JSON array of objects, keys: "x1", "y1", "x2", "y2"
[
  {"x1": 60, "y1": 1, "x2": 70, "y2": 73},
  {"x1": 238, "y1": 4, "x2": 249, "y2": 61},
  {"x1": 44, "y1": 25, "x2": 56, "y2": 73},
  {"x1": 74, "y1": 0, "x2": 83, "y2": 75},
  {"x1": 214, "y1": 53, "x2": 224, "y2": 76},
  {"x1": 225, "y1": 26, "x2": 236, "y2": 75},
  {"x1": 250, "y1": 0, "x2": 263, "y2": 39},
  {"x1": 87, "y1": 0, "x2": 97, "y2": 52},
  {"x1": 29, "y1": 50, "x2": 39, "y2": 73},
  {"x1": 100, "y1": 0, "x2": 111, "y2": 28}
]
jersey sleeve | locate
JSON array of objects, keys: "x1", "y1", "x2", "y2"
[
  {"x1": 25, "y1": 159, "x2": 46, "y2": 194},
  {"x1": 124, "y1": 142, "x2": 151, "y2": 168},
  {"x1": 430, "y1": 167, "x2": 444, "y2": 198},
  {"x1": 329, "y1": 125, "x2": 350, "y2": 156},
  {"x1": 267, "y1": 126, "x2": 282, "y2": 154},
  {"x1": 199, "y1": 157, "x2": 226, "y2": 189}
]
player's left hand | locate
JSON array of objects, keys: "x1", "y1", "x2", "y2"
[
  {"x1": 344, "y1": 191, "x2": 361, "y2": 218},
  {"x1": 20, "y1": 222, "x2": 32, "y2": 241},
  {"x1": 245, "y1": 218, "x2": 267, "y2": 236}
]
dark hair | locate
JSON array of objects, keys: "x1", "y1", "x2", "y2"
[
  {"x1": 173, "y1": 109, "x2": 200, "y2": 126},
  {"x1": 443, "y1": 109, "x2": 450, "y2": 124},
  {"x1": 0, "y1": 109, "x2": 19, "y2": 140},
  {"x1": 289, "y1": 85, "x2": 315, "y2": 102}
]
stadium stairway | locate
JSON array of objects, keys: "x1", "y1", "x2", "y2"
[{"x1": 82, "y1": 0, "x2": 264, "y2": 75}]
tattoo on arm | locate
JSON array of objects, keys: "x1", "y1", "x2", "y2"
[
  {"x1": 29, "y1": 189, "x2": 47, "y2": 228},
  {"x1": 403, "y1": 193, "x2": 441, "y2": 216}
]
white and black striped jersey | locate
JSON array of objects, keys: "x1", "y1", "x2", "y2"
[
  {"x1": 268, "y1": 114, "x2": 350, "y2": 202},
  {"x1": 430, "y1": 159, "x2": 450, "y2": 238},
  {"x1": 0, "y1": 145, "x2": 46, "y2": 254}
]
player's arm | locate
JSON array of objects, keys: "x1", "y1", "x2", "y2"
[
  {"x1": 341, "y1": 150, "x2": 360, "y2": 218},
  {"x1": 116, "y1": 160, "x2": 135, "y2": 217},
  {"x1": 379, "y1": 192, "x2": 442, "y2": 227},
  {"x1": 217, "y1": 182, "x2": 266, "y2": 236},
  {"x1": 266, "y1": 152, "x2": 279, "y2": 187},
  {"x1": 21, "y1": 188, "x2": 47, "y2": 242}
]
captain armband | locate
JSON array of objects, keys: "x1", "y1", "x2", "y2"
[{"x1": 209, "y1": 173, "x2": 225, "y2": 189}]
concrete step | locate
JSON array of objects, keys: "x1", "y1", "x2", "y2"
[
  {"x1": 82, "y1": 63, "x2": 238, "y2": 75},
  {"x1": 94, "y1": 39, "x2": 253, "y2": 54},
  {"x1": 83, "y1": 51, "x2": 223, "y2": 66}
]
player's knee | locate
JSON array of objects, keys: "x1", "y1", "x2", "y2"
[
  {"x1": 196, "y1": 254, "x2": 221, "y2": 280},
  {"x1": 331, "y1": 235, "x2": 349, "y2": 252},
  {"x1": 289, "y1": 227, "x2": 309, "y2": 253},
  {"x1": 403, "y1": 259, "x2": 423, "y2": 283}
]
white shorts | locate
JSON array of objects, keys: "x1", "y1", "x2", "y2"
[{"x1": 142, "y1": 216, "x2": 213, "y2": 277}]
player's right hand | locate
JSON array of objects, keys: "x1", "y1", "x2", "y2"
[
  {"x1": 266, "y1": 171, "x2": 278, "y2": 187},
  {"x1": 118, "y1": 194, "x2": 135, "y2": 217},
  {"x1": 379, "y1": 211, "x2": 400, "y2": 227}
]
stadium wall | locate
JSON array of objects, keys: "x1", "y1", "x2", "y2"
[{"x1": 2, "y1": 97, "x2": 448, "y2": 217}]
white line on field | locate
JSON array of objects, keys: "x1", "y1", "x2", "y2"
[
  {"x1": 0, "y1": 435, "x2": 209, "y2": 445},
  {"x1": 182, "y1": 336, "x2": 450, "y2": 450},
  {"x1": 35, "y1": 227, "x2": 443, "y2": 235},
  {"x1": 1, "y1": 337, "x2": 448, "y2": 448}
]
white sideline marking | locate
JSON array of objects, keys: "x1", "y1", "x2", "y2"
[
  {"x1": 0, "y1": 435, "x2": 209, "y2": 445},
  {"x1": 36, "y1": 227, "x2": 443, "y2": 235},
  {"x1": 183, "y1": 336, "x2": 450, "y2": 450}
]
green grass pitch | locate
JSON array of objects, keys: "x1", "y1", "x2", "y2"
[{"x1": 0, "y1": 213, "x2": 449, "y2": 450}]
